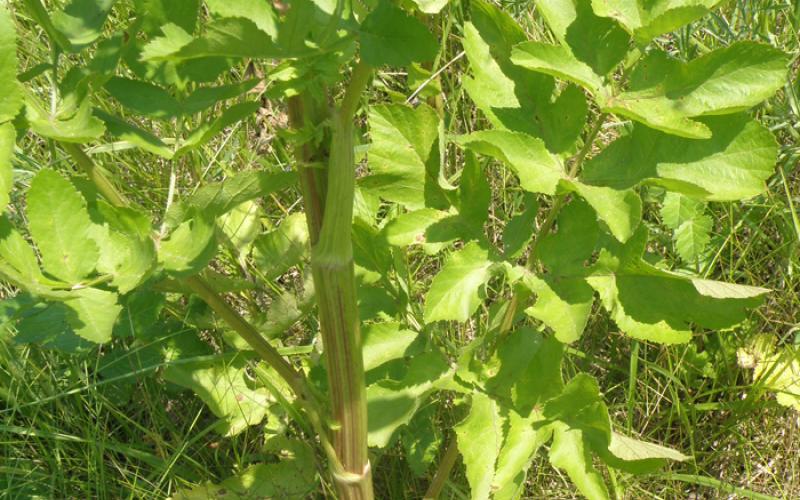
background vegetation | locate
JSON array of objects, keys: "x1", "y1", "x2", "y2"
[{"x1": 1, "y1": 0, "x2": 798, "y2": 498}]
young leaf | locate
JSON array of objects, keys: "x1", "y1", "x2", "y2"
[
  {"x1": 456, "y1": 130, "x2": 564, "y2": 195},
  {"x1": 164, "y1": 353, "x2": 272, "y2": 436},
  {"x1": 674, "y1": 213, "x2": 712, "y2": 263},
  {"x1": 582, "y1": 114, "x2": 778, "y2": 201},
  {"x1": 362, "y1": 103, "x2": 439, "y2": 209},
  {"x1": 63, "y1": 287, "x2": 122, "y2": 343},
  {"x1": 27, "y1": 169, "x2": 98, "y2": 283},
  {"x1": 455, "y1": 392, "x2": 504, "y2": 500},
  {"x1": 0, "y1": 4, "x2": 23, "y2": 123},
  {"x1": 51, "y1": 0, "x2": 116, "y2": 51},
  {"x1": 424, "y1": 242, "x2": 494, "y2": 322},
  {"x1": 359, "y1": 2, "x2": 438, "y2": 67}
]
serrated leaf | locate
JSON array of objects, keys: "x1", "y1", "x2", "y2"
[
  {"x1": 171, "y1": 438, "x2": 317, "y2": 499},
  {"x1": 661, "y1": 191, "x2": 703, "y2": 229},
  {"x1": 410, "y1": 0, "x2": 449, "y2": 14},
  {"x1": 26, "y1": 97, "x2": 105, "y2": 143},
  {"x1": 0, "y1": 123, "x2": 13, "y2": 213},
  {"x1": 402, "y1": 404, "x2": 442, "y2": 476},
  {"x1": 561, "y1": 180, "x2": 641, "y2": 242},
  {"x1": 582, "y1": 114, "x2": 778, "y2": 201},
  {"x1": 167, "y1": 170, "x2": 296, "y2": 227},
  {"x1": 0, "y1": 4, "x2": 23, "y2": 122},
  {"x1": 204, "y1": 0, "x2": 278, "y2": 37},
  {"x1": 511, "y1": 42, "x2": 604, "y2": 92},
  {"x1": 95, "y1": 110, "x2": 174, "y2": 158},
  {"x1": 455, "y1": 392, "x2": 504, "y2": 500},
  {"x1": 27, "y1": 169, "x2": 98, "y2": 283},
  {"x1": 383, "y1": 208, "x2": 450, "y2": 247},
  {"x1": 362, "y1": 322, "x2": 419, "y2": 372},
  {"x1": 137, "y1": 0, "x2": 200, "y2": 34},
  {"x1": 503, "y1": 194, "x2": 538, "y2": 258},
  {"x1": 51, "y1": 0, "x2": 116, "y2": 51},
  {"x1": 608, "y1": 432, "x2": 688, "y2": 465},
  {"x1": 591, "y1": 0, "x2": 724, "y2": 42},
  {"x1": 164, "y1": 353, "x2": 272, "y2": 436},
  {"x1": 456, "y1": 130, "x2": 564, "y2": 195},
  {"x1": 359, "y1": 2, "x2": 438, "y2": 67},
  {"x1": 363, "y1": 103, "x2": 439, "y2": 209},
  {"x1": 367, "y1": 351, "x2": 451, "y2": 447},
  {"x1": 105, "y1": 77, "x2": 182, "y2": 119},
  {"x1": 63, "y1": 287, "x2": 122, "y2": 343},
  {"x1": 0, "y1": 215, "x2": 44, "y2": 288},
  {"x1": 588, "y1": 226, "x2": 768, "y2": 343},
  {"x1": 492, "y1": 410, "x2": 551, "y2": 500},
  {"x1": 459, "y1": 151, "x2": 491, "y2": 231},
  {"x1": 549, "y1": 423, "x2": 610, "y2": 500},
  {"x1": 675, "y1": 213, "x2": 711, "y2": 263},
  {"x1": 181, "y1": 78, "x2": 261, "y2": 115},
  {"x1": 602, "y1": 44, "x2": 788, "y2": 138},
  {"x1": 158, "y1": 214, "x2": 217, "y2": 277},
  {"x1": 252, "y1": 212, "x2": 308, "y2": 280},
  {"x1": 462, "y1": 1, "x2": 587, "y2": 154},
  {"x1": 176, "y1": 101, "x2": 260, "y2": 156},
  {"x1": 142, "y1": 17, "x2": 296, "y2": 62},
  {"x1": 424, "y1": 242, "x2": 494, "y2": 322},
  {"x1": 523, "y1": 274, "x2": 594, "y2": 343},
  {"x1": 739, "y1": 335, "x2": 800, "y2": 411}
]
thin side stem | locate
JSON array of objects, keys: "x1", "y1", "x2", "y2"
[{"x1": 423, "y1": 437, "x2": 459, "y2": 499}]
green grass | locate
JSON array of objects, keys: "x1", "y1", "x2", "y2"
[{"x1": 2, "y1": 0, "x2": 800, "y2": 498}]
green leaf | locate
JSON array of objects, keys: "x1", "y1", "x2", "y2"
[
  {"x1": 602, "y1": 44, "x2": 788, "y2": 138},
  {"x1": 172, "y1": 438, "x2": 317, "y2": 498},
  {"x1": 458, "y1": 151, "x2": 491, "y2": 232},
  {"x1": 164, "y1": 353, "x2": 272, "y2": 436},
  {"x1": 410, "y1": 0, "x2": 449, "y2": 14},
  {"x1": 424, "y1": 242, "x2": 494, "y2": 322},
  {"x1": 359, "y1": 1, "x2": 438, "y2": 67},
  {"x1": 136, "y1": 0, "x2": 200, "y2": 34},
  {"x1": 0, "y1": 4, "x2": 23, "y2": 123},
  {"x1": 51, "y1": 0, "x2": 116, "y2": 51},
  {"x1": 252, "y1": 212, "x2": 309, "y2": 280},
  {"x1": 582, "y1": 114, "x2": 778, "y2": 201},
  {"x1": 176, "y1": 101, "x2": 260, "y2": 156},
  {"x1": 738, "y1": 335, "x2": 800, "y2": 411},
  {"x1": 181, "y1": 78, "x2": 261, "y2": 115},
  {"x1": 523, "y1": 274, "x2": 594, "y2": 343},
  {"x1": 549, "y1": 423, "x2": 611, "y2": 500},
  {"x1": 95, "y1": 110, "x2": 174, "y2": 158},
  {"x1": 503, "y1": 194, "x2": 538, "y2": 258},
  {"x1": 561, "y1": 180, "x2": 642, "y2": 242},
  {"x1": 158, "y1": 214, "x2": 217, "y2": 277},
  {"x1": 169, "y1": 170, "x2": 296, "y2": 226},
  {"x1": 492, "y1": 410, "x2": 551, "y2": 500},
  {"x1": 362, "y1": 322, "x2": 419, "y2": 372},
  {"x1": 511, "y1": 42, "x2": 604, "y2": 92},
  {"x1": 27, "y1": 169, "x2": 98, "y2": 283},
  {"x1": 26, "y1": 97, "x2": 105, "y2": 143},
  {"x1": 402, "y1": 404, "x2": 442, "y2": 476},
  {"x1": 383, "y1": 208, "x2": 450, "y2": 247},
  {"x1": 363, "y1": 103, "x2": 439, "y2": 209},
  {"x1": 104, "y1": 77, "x2": 182, "y2": 119},
  {"x1": 142, "y1": 17, "x2": 294, "y2": 62},
  {"x1": 607, "y1": 432, "x2": 688, "y2": 470},
  {"x1": 0, "y1": 215, "x2": 50, "y2": 292},
  {"x1": 0, "y1": 123, "x2": 13, "y2": 213},
  {"x1": 591, "y1": 0, "x2": 724, "y2": 42},
  {"x1": 661, "y1": 191, "x2": 704, "y2": 229},
  {"x1": 90, "y1": 201, "x2": 157, "y2": 293},
  {"x1": 674, "y1": 213, "x2": 712, "y2": 263},
  {"x1": 455, "y1": 392, "x2": 503, "y2": 500},
  {"x1": 462, "y1": 1, "x2": 587, "y2": 154},
  {"x1": 204, "y1": 0, "x2": 278, "y2": 37},
  {"x1": 456, "y1": 130, "x2": 564, "y2": 195},
  {"x1": 588, "y1": 226, "x2": 769, "y2": 343},
  {"x1": 63, "y1": 287, "x2": 122, "y2": 343},
  {"x1": 367, "y1": 351, "x2": 451, "y2": 447}
]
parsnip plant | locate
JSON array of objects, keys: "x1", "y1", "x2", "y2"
[{"x1": 0, "y1": 0, "x2": 789, "y2": 498}]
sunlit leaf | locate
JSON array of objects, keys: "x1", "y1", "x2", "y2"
[
  {"x1": 456, "y1": 392, "x2": 503, "y2": 500},
  {"x1": 0, "y1": 4, "x2": 23, "y2": 122},
  {"x1": 424, "y1": 242, "x2": 494, "y2": 322}
]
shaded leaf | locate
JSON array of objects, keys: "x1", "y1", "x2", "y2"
[
  {"x1": 63, "y1": 287, "x2": 122, "y2": 343},
  {"x1": 362, "y1": 322, "x2": 419, "y2": 372},
  {"x1": 359, "y1": 2, "x2": 438, "y2": 67},
  {"x1": 52, "y1": 0, "x2": 116, "y2": 51}
]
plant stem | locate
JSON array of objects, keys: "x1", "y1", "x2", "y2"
[
  {"x1": 423, "y1": 437, "x2": 459, "y2": 499},
  {"x1": 300, "y1": 61, "x2": 374, "y2": 499}
]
